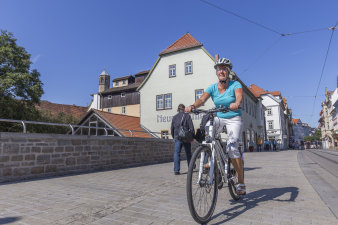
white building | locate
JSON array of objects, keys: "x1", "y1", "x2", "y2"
[
  {"x1": 138, "y1": 33, "x2": 265, "y2": 150},
  {"x1": 330, "y1": 88, "x2": 338, "y2": 148},
  {"x1": 249, "y1": 84, "x2": 289, "y2": 149},
  {"x1": 319, "y1": 88, "x2": 335, "y2": 149}
]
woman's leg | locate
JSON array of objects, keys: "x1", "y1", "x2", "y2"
[{"x1": 224, "y1": 117, "x2": 243, "y2": 184}]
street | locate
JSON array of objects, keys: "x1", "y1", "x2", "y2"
[
  {"x1": 298, "y1": 149, "x2": 338, "y2": 219},
  {"x1": 0, "y1": 150, "x2": 337, "y2": 225}
]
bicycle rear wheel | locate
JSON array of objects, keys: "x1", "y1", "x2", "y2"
[{"x1": 186, "y1": 145, "x2": 218, "y2": 224}]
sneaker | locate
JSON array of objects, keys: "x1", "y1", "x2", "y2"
[{"x1": 174, "y1": 172, "x2": 180, "y2": 175}]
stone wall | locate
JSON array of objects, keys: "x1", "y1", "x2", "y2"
[{"x1": 0, "y1": 132, "x2": 195, "y2": 183}]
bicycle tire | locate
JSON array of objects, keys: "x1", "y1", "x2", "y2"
[{"x1": 186, "y1": 145, "x2": 218, "y2": 224}]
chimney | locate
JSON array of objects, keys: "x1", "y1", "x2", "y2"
[{"x1": 215, "y1": 54, "x2": 219, "y2": 61}]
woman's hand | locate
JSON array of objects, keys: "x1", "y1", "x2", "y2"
[
  {"x1": 185, "y1": 105, "x2": 194, "y2": 113},
  {"x1": 229, "y1": 102, "x2": 240, "y2": 110}
]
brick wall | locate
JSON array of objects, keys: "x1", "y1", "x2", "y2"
[{"x1": 0, "y1": 132, "x2": 196, "y2": 183}]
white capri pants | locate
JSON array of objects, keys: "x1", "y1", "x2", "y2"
[{"x1": 205, "y1": 116, "x2": 242, "y2": 159}]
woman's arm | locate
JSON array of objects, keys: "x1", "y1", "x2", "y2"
[
  {"x1": 230, "y1": 88, "x2": 243, "y2": 110},
  {"x1": 185, "y1": 92, "x2": 210, "y2": 112}
]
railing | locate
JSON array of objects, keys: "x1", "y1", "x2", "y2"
[{"x1": 0, "y1": 118, "x2": 161, "y2": 137}]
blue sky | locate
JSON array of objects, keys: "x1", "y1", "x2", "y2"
[{"x1": 1, "y1": 0, "x2": 337, "y2": 127}]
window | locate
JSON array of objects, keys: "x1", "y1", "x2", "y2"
[
  {"x1": 121, "y1": 106, "x2": 126, "y2": 114},
  {"x1": 107, "y1": 108, "x2": 112, "y2": 113},
  {"x1": 185, "y1": 61, "x2": 193, "y2": 75},
  {"x1": 115, "y1": 81, "x2": 119, "y2": 86},
  {"x1": 245, "y1": 99, "x2": 248, "y2": 113},
  {"x1": 122, "y1": 80, "x2": 126, "y2": 85},
  {"x1": 164, "y1": 93, "x2": 172, "y2": 109},
  {"x1": 161, "y1": 130, "x2": 169, "y2": 139},
  {"x1": 156, "y1": 94, "x2": 172, "y2": 110},
  {"x1": 267, "y1": 108, "x2": 272, "y2": 115},
  {"x1": 169, "y1": 64, "x2": 176, "y2": 77},
  {"x1": 195, "y1": 89, "x2": 204, "y2": 101},
  {"x1": 268, "y1": 121, "x2": 273, "y2": 129},
  {"x1": 156, "y1": 95, "x2": 164, "y2": 110},
  {"x1": 121, "y1": 92, "x2": 126, "y2": 97},
  {"x1": 108, "y1": 95, "x2": 112, "y2": 99}
]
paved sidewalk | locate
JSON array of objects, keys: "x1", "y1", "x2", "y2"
[{"x1": 0, "y1": 150, "x2": 337, "y2": 225}]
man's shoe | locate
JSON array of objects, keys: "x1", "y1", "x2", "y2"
[{"x1": 174, "y1": 172, "x2": 180, "y2": 175}]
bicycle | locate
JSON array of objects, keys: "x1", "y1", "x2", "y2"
[{"x1": 186, "y1": 106, "x2": 244, "y2": 224}]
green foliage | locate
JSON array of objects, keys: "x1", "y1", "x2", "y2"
[
  {"x1": 27, "y1": 110, "x2": 80, "y2": 134},
  {"x1": 0, "y1": 30, "x2": 44, "y2": 123},
  {"x1": 304, "y1": 129, "x2": 321, "y2": 141}
]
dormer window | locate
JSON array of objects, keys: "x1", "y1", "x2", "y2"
[
  {"x1": 122, "y1": 80, "x2": 126, "y2": 85},
  {"x1": 115, "y1": 81, "x2": 119, "y2": 86}
]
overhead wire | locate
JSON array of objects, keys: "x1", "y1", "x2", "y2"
[
  {"x1": 199, "y1": 0, "x2": 282, "y2": 36},
  {"x1": 240, "y1": 36, "x2": 282, "y2": 75},
  {"x1": 199, "y1": 0, "x2": 337, "y2": 127},
  {"x1": 310, "y1": 21, "x2": 338, "y2": 122},
  {"x1": 282, "y1": 27, "x2": 335, "y2": 36}
]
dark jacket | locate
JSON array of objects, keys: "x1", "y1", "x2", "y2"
[{"x1": 171, "y1": 112, "x2": 194, "y2": 139}]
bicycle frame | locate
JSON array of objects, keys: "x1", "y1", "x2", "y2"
[{"x1": 197, "y1": 113, "x2": 230, "y2": 186}]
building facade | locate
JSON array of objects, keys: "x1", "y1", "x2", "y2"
[
  {"x1": 319, "y1": 88, "x2": 334, "y2": 149},
  {"x1": 88, "y1": 70, "x2": 148, "y2": 117},
  {"x1": 292, "y1": 119, "x2": 304, "y2": 143},
  {"x1": 249, "y1": 84, "x2": 290, "y2": 149}
]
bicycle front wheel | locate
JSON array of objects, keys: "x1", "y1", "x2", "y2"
[
  {"x1": 186, "y1": 145, "x2": 218, "y2": 224},
  {"x1": 227, "y1": 160, "x2": 242, "y2": 201}
]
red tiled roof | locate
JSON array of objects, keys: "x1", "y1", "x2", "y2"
[
  {"x1": 36, "y1": 101, "x2": 88, "y2": 121},
  {"x1": 269, "y1": 91, "x2": 281, "y2": 97},
  {"x1": 292, "y1": 119, "x2": 299, "y2": 124},
  {"x1": 134, "y1": 70, "x2": 150, "y2": 76},
  {"x1": 159, "y1": 33, "x2": 202, "y2": 55},
  {"x1": 248, "y1": 84, "x2": 268, "y2": 97},
  {"x1": 93, "y1": 110, "x2": 152, "y2": 138},
  {"x1": 249, "y1": 84, "x2": 282, "y2": 98}
]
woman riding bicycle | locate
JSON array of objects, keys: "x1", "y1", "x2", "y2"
[{"x1": 185, "y1": 57, "x2": 245, "y2": 195}]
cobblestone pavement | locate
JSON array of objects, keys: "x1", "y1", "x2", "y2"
[{"x1": 0, "y1": 150, "x2": 337, "y2": 225}]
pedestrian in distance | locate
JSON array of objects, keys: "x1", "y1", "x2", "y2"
[
  {"x1": 257, "y1": 135, "x2": 262, "y2": 152},
  {"x1": 265, "y1": 139, "x2": 270, "y2": 151},
  {"x1": 272, "y1": 139, "x2": 277, "y2": 151},
  {"x1": 171, "y1": 104, "x2": 194, "y2": 175}
]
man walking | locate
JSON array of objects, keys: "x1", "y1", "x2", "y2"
[
  {"x1": 257, "y1": 135, "x2": 262, "y2": 152},
  {"x1": 171, "y1": 104, "x2": 194, "y2": 175}
]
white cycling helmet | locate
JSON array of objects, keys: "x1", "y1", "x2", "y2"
[{"x1": 214, "y1": 58, "x2": 232, "y2": 70}]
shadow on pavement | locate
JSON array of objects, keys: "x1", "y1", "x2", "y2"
[
  {"x1": 210, "y1": 187, "x2": 299, "y2": 225},
  {"x1": 244, "y1": 167, "x2": 261, "y2": 171},
  {"x1": 0, "y1": 217, "x2": 21, "y2": 224}
]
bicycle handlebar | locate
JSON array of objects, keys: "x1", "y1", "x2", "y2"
[{"x1": 191, "y1": 106, "x2": 241, "y2": 114}]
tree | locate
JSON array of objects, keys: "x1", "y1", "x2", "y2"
[
  {"x1": 304, "y1": 129, "x2": 321, "y2": 142},
  {"x1": 0, "y1": 30, "x2": 44, "y2": 130}
]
